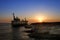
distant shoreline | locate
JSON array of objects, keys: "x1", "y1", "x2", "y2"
[{"x1": 31, "y1": 22, "x2": 60, "y2": 25}]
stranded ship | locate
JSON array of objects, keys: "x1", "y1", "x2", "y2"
[{"x1": 11, "y1": 13, "x2": 28, "y2": 27}]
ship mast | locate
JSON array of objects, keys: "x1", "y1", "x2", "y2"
[{"x1": 13, "y1": 13, "x2": 15, "y2": 20}]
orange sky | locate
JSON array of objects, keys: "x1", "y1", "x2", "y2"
[{"x1": 0, "y1": 17, "x2": 60, "y2": 23}]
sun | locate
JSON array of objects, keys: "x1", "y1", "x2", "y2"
[
  {"x1": 37, "y1": 17, "x2": 44, "y2": 22},
  {"x1": 35, "y1": 16, "x2": 46, "y2": 22}
]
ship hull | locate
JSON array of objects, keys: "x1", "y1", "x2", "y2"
[
  {"x1": 11, "y1": 22, "x2": 27, "y2": 27},
  {"x1": 11, "y1": 24, "x2": 20, "y2": 27},
  {"x1": 11, "y1": 21, "x2": 21, "y2": 27}
]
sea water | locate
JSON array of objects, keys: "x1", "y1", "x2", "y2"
[{"x1": 0, "y1": 23, "x2": 60, "y2": 40}]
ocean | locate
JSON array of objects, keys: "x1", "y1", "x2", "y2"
[
  {"x1": 0, "y1": 23, "x2": 34, "y2": 40},
  {"x1": 0, "y1": 23, "x2": 60, "y2": 40}
]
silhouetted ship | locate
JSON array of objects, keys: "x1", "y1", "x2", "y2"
[{"x1": 11, "y1": 13, "x2": 28, "y2": 27}]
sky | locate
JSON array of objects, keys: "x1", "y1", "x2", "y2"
[{"x1": 0, "y1": 0, "x2": 60, "y2": 23}]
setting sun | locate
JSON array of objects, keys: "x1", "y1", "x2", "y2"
[
  {"x1": 37, "y1": 17, "x2": 44, "y2": 22},
  {"x1": 35, "y1": 16, "x2": 46, "y2": 22}
]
